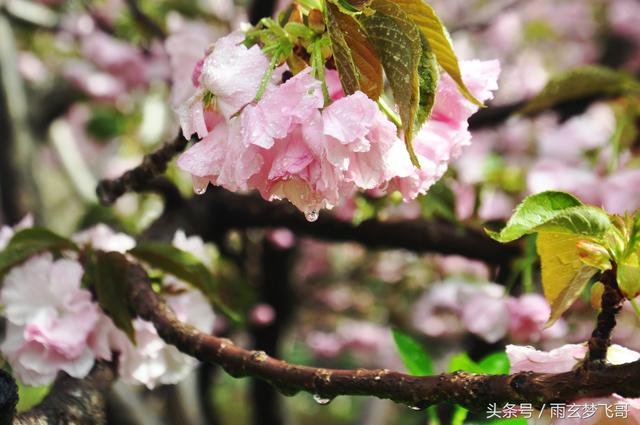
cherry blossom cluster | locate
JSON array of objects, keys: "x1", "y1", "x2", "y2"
[
  {"x1": 0, "y1": 221, "x2": 215, "y2": 388},
  {"x1": 170, "y1": 30, "x2": 500, "y2": 221}
]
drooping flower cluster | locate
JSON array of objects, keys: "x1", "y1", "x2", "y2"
[
  {"x1": 0, "y1": 225, "x2": 215, "y2": 388},
  {"x1": 173, "y1": 31, "x2": 500, "y2": 220}
]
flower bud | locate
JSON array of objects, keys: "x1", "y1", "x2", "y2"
[
  {"x1": 591, "y1": 281, "x2": 605, "y2": 310},
  {"x1": 308, "y1": 9, "x2": 325, "y2": 34},
  {"x1": 576, "y1": 240, "x2": 611, "y2": 271}
]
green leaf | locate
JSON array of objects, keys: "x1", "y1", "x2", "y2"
[
  {"x1": 520, "y1": 65, "x2": 640, "y2": 115},
  {"x1": 0, "y1": 228, "x2": 77, "y2": 280},
  {"x1": 618, "y1": 254, "x2": 640, "y2": 299},
  {"x1": 478, "y1": 352, "x2": 510, "y2": 374},
  {"x1": 390, "y1": 0, "x2": 483, "y2": 106},
  {"x1": 452, "y1": 406, "x2": 468, "y2": 425},
  {"x1": 537, "y1": 232, "x2": 598, "y2": 326},
  {"x1": 486, "y1": 191, "x2": 583, "y2": 242},
  {"x1": 414, "y1": 34, "x2": 439, "y2": 131},
  {"x1": 392, "y1": 329, "x2": 433, "y2": 376},
  {"x1": 360, "y1": 0, "x2": 422, "y2": 166},
  {"x1": 536, "y1": 206, "x2": 612, "y2": 239},
  {"x1": 447, "y1": 353, "x2": 483, "y2": 374},
  {"x1": 87, "y1": 251, "x2": 136, "y2": 342},
  {"x1": 326, "y1": 2, "x2": 383, "y2": 99},
  {"x1": 128, "y1": 242, "x2": 240, "y2": 322},
  {"x1": 327, "y1": 0, "x2": 372, "y2": 15}
]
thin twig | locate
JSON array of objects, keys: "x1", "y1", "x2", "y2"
[
  {"x1": 96, "y1": 133, "x2": 190, "y2": 205},
  {"x1": 124, "y1": 0, "x2": 166, "y2": 40}
]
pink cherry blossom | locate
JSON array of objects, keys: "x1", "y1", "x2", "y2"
[
  {"x1": 72, "y1": 224, "x2": 136, "y2": 253},
  {"x1": 165, "y1": 21, "x2": 222, "y2": 107},
  {"x1": 507, "y1": 343, "x2": 640, "y2": 424},
  {"x1": 199, "y1": 31, "x2": 270, "y2": 120},
  {"x1": 506, "y1": 294, "x2": 551, "y2": 343},
  {"x1": 389, "y1": 60, "x2": 501, "y2": 200},
  {"x1": 0, "y1": 215, "x2": 33, "y2": 251},
  {"x1": 0, "y1": 254, "x2": 101, "y2": 385}
]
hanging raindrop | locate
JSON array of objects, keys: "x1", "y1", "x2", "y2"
[
  {"x1": 313, "y1": 394, "x2": 333, "y2": 405},
  {"x1": 305, "y1": 209, "x2": 319, "y2": 222}
]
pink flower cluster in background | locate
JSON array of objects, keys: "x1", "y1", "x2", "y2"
[
  {"x1": 172, "y1": 31, "x2": 500, "y2": 220},
  {"x1": 412, "y1": 279, "x2": 566, "y2": 344}
]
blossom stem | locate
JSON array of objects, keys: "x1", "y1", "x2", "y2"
[
  {"x1": 377, "y1": 97, "x2": 402, "y2": 129},
  {"x1": 255, "y1": 48, "x2": 281, "y2": 102}
]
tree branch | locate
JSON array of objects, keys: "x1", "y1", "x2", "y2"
[
  {"x1": 586, "y1": 266, "x2": 624, "y2": 365},
  {"x1": 96, "y1": 134, "x2": 190, "y2": 205},
  {"x1": 126, "y1": 262, "x2": 640, "y2": 411},
  {"x1": 12, "y1": 362, "x2": 116, "y2": 425}
]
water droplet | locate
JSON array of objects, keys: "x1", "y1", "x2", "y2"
[
  {"x1": 305, "y1": 209, "x2": 319, "y2": 222},
  {"x1": 313, "y1": 394, "x2": 333, "y2": 405},
  {"x1": 192, "y1": 177, "x2": 209, "y2": 195},
  {"x1": 408, "y1": 405, "x2": 422, "y2": 411}
]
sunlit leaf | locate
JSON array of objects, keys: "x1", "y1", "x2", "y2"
[
  {"x1": 537, "y1": 232, "x2": 598, "y2": 326},
  {"x1": 0, "y1": 228, "x2": 77, "y2": 280},
  {"x1": 360, "y1": 0, "x2": 422, "y2": 166},
  {"x1": 618, "y1": 255, "x2": 640, "y2": 299},
  {"x1": 392, "y1": 329, "x2": 433, "y2": 376},
  {"x1": 486, "y1": 191, "x2": 583, "y2": 243},
  {"x1": 129, "y1": 242, "x2": 240, "y2": 322},
  {"x1": 326, "y1": 2, "x2": 383, "y2": 99},
  {"x1": 520, "y1": 65, "x2": 640, "y2": 115},
  {"x1": 391, "y1": 0, "x2": 483, "y2": 106}
]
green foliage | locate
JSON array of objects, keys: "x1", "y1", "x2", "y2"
[
  {"x1": 392, "y1": 329, "x2": 434, "y2": 376},
  {"x1": 128, "y1": 241, "x2": 240, "y2": 322},
  {"x1": 326, "y1": 2, "x2": 383, "y2": 99},
  {"x1": 390, "y1": 0, "x2": 483, "y2": 106},
  {"x1": 520, "y1": 65, "x2": 640, "y2": 115},
  {"x1": 486, "y1": 191, "x2": 584, "y2": 243},
  {"x1": 415, "y1": 34, "x2": 439, "y2": 130},
  {"x1": 359, "y1": 0, "x2": 423, "y2": 166},
  {"x1": 487, "y1": 191, "x2": 620, "y2": 325},
  {"x1": 84, "y1": 250, "x2": 136, "y2": 342},
  {"x1": 0, "y1": 228, "x2": 77, "y2": 281}
]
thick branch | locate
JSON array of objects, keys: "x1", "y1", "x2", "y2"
[
  {"x1": 127, "y1": 262, "x2": 640, "y2": 411},
  {"x1": 12, "y1": 362, "x2": 116, "y2": 425},
  {"x1": 96, "y1": 134, "x2": 190, "y2": 205},
  {"x1": 586, "y1": 267, "x2": 624, "y2": 364}
]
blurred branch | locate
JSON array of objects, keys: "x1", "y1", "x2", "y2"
[
  {"x1": 145, "y1": 187, "x2": 520, "y2": 266},
  {"x1": 249, "y1": 239, "x2": 296, "y2": 425},
  {"x1": 0, "y1": 12, "x2": 42, "y2": 223},
  {"x1": 0, "y1": 370, "x2": 18, "y2": 425},
  {"x1": 249, "y1": 0, "x2": 277, "y2": 25},
  {"x1": 127, "y1": 261, "x2": 640, "y2": 411},
  {"x1": 96, "y1": 133, "x2": 190, "y2": 205},
  {"x1": 11, "y1": 362, "x2": 116, "y2": 425},
  {"x1": 123, "y1": 0, "x2": 166, "y2": 40}
]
